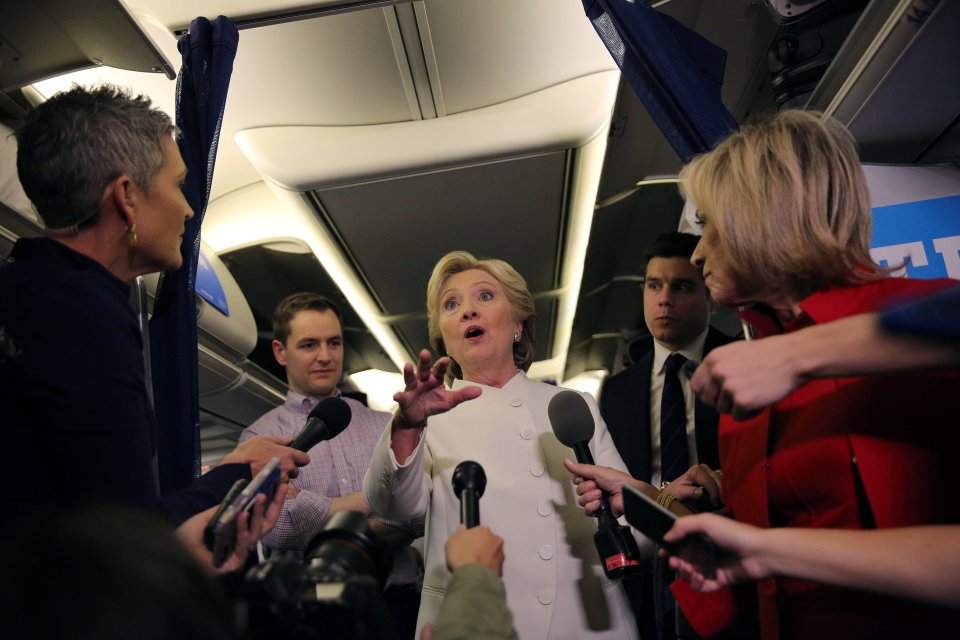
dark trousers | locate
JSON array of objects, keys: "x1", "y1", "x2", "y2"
[
  {"x1": 383, "y1": 583, "x2": 421, "y2": 640},
  {"x1": 623, "y1": 571, "x2": 676, "y2": 640}
]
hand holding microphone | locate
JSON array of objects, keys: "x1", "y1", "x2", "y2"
[
  {"x1": 447, "y1": 461, "x2": 505, "y2": 576},
  {"x1": 548, "y1": 391, "x2": 618, "y2": 522},
  {"x1": 290, "y1": 396, "x2": 352, "y2": 451},
  {"x1": 445, "y1": 524, "x2": 505, "y2": 576},
  {"x1": 549, "y1": 390, "x2": 642, "y2": 579},
  {"x1": 563, "y1": 459, "x2": 640, "y2": 518},
  {"x1": 221, "y1": 397, "x2": 350, "y2": 481}
]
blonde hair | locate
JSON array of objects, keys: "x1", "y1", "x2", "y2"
[
  {"x1": 426, "y1": 251, "x2": 536, "y2": 385},
  {"x1": 680, "y1": 109, "x2": 883, "y2": 301}
]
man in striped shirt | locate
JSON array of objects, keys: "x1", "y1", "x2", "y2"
[{"x1": 240, "y1": 292, "x2": 422, "y2": 633}]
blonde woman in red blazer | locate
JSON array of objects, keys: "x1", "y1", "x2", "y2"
[{"x1": 672, "y1": 110, "x2": 960, "y2": 640}]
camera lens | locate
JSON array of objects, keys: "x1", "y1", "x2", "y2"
[{"x1": 304, "y1": 511, "x2": 393, "y2": 589}]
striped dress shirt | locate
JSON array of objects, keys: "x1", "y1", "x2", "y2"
[{"x1": 241, "y1": 390, "x2": 422, "y2": 584}]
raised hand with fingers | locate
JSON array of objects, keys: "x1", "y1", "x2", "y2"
[
  {"x1": 391, "y1": 349, "x2": 482, "y2": 463},
  {"x1": 394, "y1": 350, "x2": 483, "y2": 428}
]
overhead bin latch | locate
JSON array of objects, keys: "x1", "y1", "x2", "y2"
[{"x1": 0, "y1": 36, "x2": 24, "y2": 69}]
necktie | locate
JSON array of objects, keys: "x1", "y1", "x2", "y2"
[{"x1": 660, "y1": 352, "x2": 689, "y2": 484}]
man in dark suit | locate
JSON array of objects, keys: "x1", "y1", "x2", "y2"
[
  {"x1": 601, "y1": 232, "x2": 735, "y2": 485},
  {"x1": 600, "y1": 232, "x2": 735, "y2": 640}
]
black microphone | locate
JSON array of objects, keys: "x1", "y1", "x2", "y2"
[
  {"x1": 548, "y1": 391, "x2": 615, "y2": 519},
  {"x1": 548, "y1": 390, "x2": 642, "y2": 579},
  {"x1": 452, "y1": 460, "x2": 486, "y2": 528},
  {"x1": 289, "y1": 397, "x2": 352, "y2": 452}
]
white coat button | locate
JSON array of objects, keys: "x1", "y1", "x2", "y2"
[
  {"x1": 509, "y1": 398, "x2": 523, "y2": 407},
  {"x1": 537, "y1": 500, "x2": 553, "y2": 516},
  {"x1": 520, "y1": 427, "x2": 535, "y2": 440},
  {"x1": 539, "y1": 545, "x2": 554, "y2": 560},
  {"x1": 530, "y1": 463, "x2": 545, "y2": 477},
  {"x1": 538, "y1": 588, "x2": 555, "y2": 605}
]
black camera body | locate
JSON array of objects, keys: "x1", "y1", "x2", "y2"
[{"x1": 242, "y1": 511, "x2": 399, "y2": 640}]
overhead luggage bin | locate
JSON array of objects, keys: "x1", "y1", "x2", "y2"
[{"x1": 809, "y1": 0, "x2": 960, "y2": 163}]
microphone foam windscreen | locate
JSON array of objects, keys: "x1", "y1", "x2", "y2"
[
  {"x1": 308, "y1": 396, "x2": 352, "y2": 439},
  {"x1": 548, "y1": 390, "x2": 596, "y2": 447},
  {"x1": 452, "y1": 460, "x2": 487, "y2": 497}
]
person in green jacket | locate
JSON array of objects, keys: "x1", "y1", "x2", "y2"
[{"x1": 426, "y1": 524, "x2": 518, "y2": 640}]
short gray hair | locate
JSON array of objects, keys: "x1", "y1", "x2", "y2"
[{"x1": 15, "y1": 84, "x2": 177, "y2": 231}]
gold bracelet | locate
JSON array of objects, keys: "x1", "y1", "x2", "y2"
[{"x1": 656, "y1": 490, "x2": 675, "y2": 511}]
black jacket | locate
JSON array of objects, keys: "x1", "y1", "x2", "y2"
[
  {"x1": 0, "y1": 238, "x2": 247, "y2": 527},
  {"x1": 599, "y1": 328, "x2": 736, "y2": 482}
]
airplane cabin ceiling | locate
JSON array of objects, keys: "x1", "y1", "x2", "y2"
[
  {"x1": 312, "y1": 151, "x2": 570, "y2": 362},
  {"x1": 116, "y1": 0, "x2": 619, "y2": 199},
  {"x1": 4, "y1": 0, "x2": 956, "y2": 395}
]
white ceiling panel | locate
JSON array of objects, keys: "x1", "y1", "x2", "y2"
[
  {"x1": 222, "y1": 12, "x2": 414, "y2": 127},
  {"x1": 422, "y1": 0, "x2": 617, "y2": 115},
  {"x1": 123, "y1": 0, "x2": 359, "y2": 30},
  {"x1": 313, "y1": 151, "x2": 568, "y2": 317},
  {"x1": 210, "y1": 10, "x2": 419, "y2": 195},
  {"x1": 235, "y1": 71, "x2": 618, "y2": 190}
]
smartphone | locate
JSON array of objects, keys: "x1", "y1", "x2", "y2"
[
  {"x1": 207, "y1": 457, "x2": 282, "y2": 567},
  {"x1": 622, "y1": 483, "x2": 718, "y2": 580},
  {"x1": 203, "y1": 478, "x2": 249, "y2": 552}
]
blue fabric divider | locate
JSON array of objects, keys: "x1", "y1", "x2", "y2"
[
  {"x1": 150, "y1": 16, "x2": 238, "y2": 493},
  {"x1": 582, "y1": 0, "x2": 739, "y2": 161}
]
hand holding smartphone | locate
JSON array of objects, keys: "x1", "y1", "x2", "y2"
[
  {"x1": 205, "y1": 457, "x2": 282, "y2": 568},
  {"x1": 622, "y1": 483, "x2": 718, "y2": 580}
]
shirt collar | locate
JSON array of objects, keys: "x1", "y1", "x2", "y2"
[
  {"x1": 451, "y1": 369, "x2": 525, "y2": 390},
  {"x1": 284, "y1": 388, "x2": 342, "y2": 414},
  {"x1": 13, "y1": 237, "x2": 128, "y2": 295},
  {"x1": 796, "y1": 284, "x2": 875, "y2": 326},
  {"x1": 652, "y1": 329, "x2": 708, "y2": 375}
]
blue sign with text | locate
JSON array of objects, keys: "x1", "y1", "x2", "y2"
[{"x1": 870, "y1": 195, "x2": 960, "y2": 281}]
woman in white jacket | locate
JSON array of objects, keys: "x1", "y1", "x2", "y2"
[{"x1": 364, "y1": 251, "x2": 637, "y2": 640}]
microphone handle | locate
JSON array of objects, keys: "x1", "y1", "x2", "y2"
[
  {"x1": 289, "y1": 418, "x2": 327, "y2": 452},
  {"x1": 573, "y1": 442, "x2": 614, "y2": 522},
  {"x1": 460, "y1": 488, "x2": 480, "y2": 528},
  {"x1": 572, "y1": 442, "x2": 595, "y2": 465},
  {"x1": 572, "y1": 440, "x2": 642, "y2": 579}
]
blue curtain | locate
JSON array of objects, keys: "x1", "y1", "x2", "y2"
[
  {"x1": 150, "y1": 16, "x2": 238, "y2": 493},
  {"x1": 583, "y1": 0, "x2": 739, "y2": 161}
]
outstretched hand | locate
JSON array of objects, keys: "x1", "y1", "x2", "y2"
[
  {"x1": 691, "y1": 337, "x2": 806, "y2": 420},
  {"x1": 393, "y1": 349, "x2": 482, "y2": 429},
  {"x1": 220, "y1": 435, "x2": 310, "y2": 480},
  {"x1": 390, "y1": 350, "x2": 482, "y2": 463}
]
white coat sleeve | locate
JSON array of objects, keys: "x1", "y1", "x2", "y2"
[{"x1": 363, "y1": 417, "x2": 433, "y2": 521}]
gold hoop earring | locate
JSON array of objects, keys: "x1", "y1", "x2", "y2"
[{"x1": 126, "y1": 224, "x2": 138, "y2": 250}]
